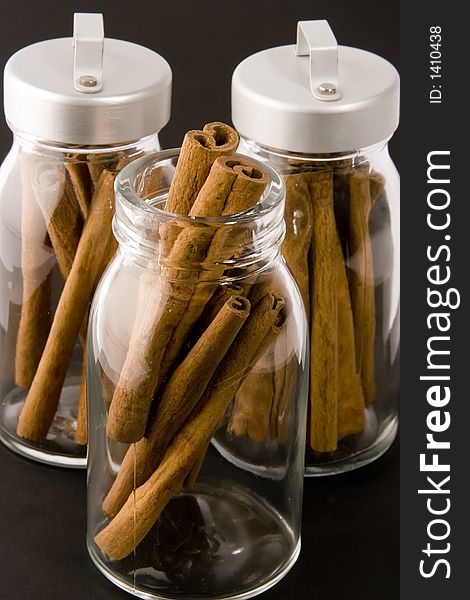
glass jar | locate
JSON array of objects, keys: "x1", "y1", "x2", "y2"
[
  {"x1": 0, "y1": 13, "x2": 171, "y2": 467},
  {"x1": 87, "y1": 149, "x2": 308, "y2": 599},
  {"x1": 232, "y1": 20, "x2": 400, "y2": 475},
  {"x1": 238, "y1": 138, "x2": 400, "y2": 475}
]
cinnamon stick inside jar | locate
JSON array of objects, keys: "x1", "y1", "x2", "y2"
[
  {"x1": 106, "y1": 155, "x2": 268, "y2": 444},
  {"x1": 228, "y1": 352, "x2": 275, "y2": 443},
  {"x1": 166, "y1": 122, "x2": 239, "y2": 216},
  {"x1": 102, "y1": 295, "x2": 251, "y2": 517},
  {"x1": 95, "y1": 291, "x2": 285, "y2": 560},
  {"x1": 66, "y1": 159, "x2": 93, "y2": 219},
  {"x1": 334, "y1": 197, "x2": 365, "y2": 439},
  {"x1": 32, "y1": 162, "x2": 84, "y2": 280},
  {"x1": 193, "y1": 283, "x2": 244, "y2": 337},
  {"x1": 282, "y1": 174, "x2": 314, "y2": 314},
  {"x1": 75, "y1": 346, "x2": 88, "y2": 445},
  {"x1": 271, "y1": 326, "x2": 298, "y2": 443},
  {"x1": 308, "y1": 170, "x2": 339, "y2": 453},
  {"x1": 157, "y1": 158, "x2": 269, "y2": 384},
  {"x1": 161, "y1": 122, "x2": 239, "y2": 254},
  {"x1": 349, "y1": 170, "x2": 376, "y2": 405},
  {"x1": 268, "y1": 161, "x2": 384, "y2": 453},
  {"x1": 369, "y1": 171, "x2": 386, "y2": 207},
  {"x1": 15, "y1": 158, "x2": 53, "y2": 389},
  {"x1": 16, "y1": 171, "x2": 116, "y2": 442}
]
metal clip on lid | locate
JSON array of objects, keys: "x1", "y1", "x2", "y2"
[
  {"x1": 295, "y1": 20, "x2": 341, "y2": 102},
  {"x1": 73, "y1": 13, "x2": 104, "y2": 93}
]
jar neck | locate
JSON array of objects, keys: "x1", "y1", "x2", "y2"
[
  {"x1": 12, "y1": 131, "x2": 160, "y2": 160},
  {"x1": 113, "y1": 150, "x2": 286, "y2": 281},
  {"x1": 239, "y1": 136, "x2": 391, "y2": 174}
]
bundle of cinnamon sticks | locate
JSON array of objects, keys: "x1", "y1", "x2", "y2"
[
  {"x1": 15, "y1": 151, "x2": 131, "y2": 445},
  {"x1": 95, "y1": 123, "x2": 292, "y2": 560},
  {"x1": 229, "y1": 160, "x2": 385, "y2": 454}
]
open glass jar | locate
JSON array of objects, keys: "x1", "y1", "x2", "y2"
[
  {"x1": 0, "y1": 13, "x2": 171, "y2": 467},
  {"x1": 87, "y1": 149, "x2": 308, "y2": 599},
  {"x1": 232, "y1": 20, "x2": 400, "y2": 475}
]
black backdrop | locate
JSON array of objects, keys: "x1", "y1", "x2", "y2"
[{"x1": 0, "y1": 2, "x2": 399, "y2": 599}]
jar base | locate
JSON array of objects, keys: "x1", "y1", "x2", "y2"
[
  {"x1": 0, "y1": 376, "x2": 86, "y2": 468},
  {"x1": 88, "y1": 483, "x2": 300, "y2": 600},
  {"x1": 304, "y1": 417, "x2": 398, "y2": 477}
]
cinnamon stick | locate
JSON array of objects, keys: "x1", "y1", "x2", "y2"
[
  {"x1": 333, "y1": 168, "x2": 351, "y2": 254},
  {"x1": 15, "y1": 158, "x2": 53, "y2": 388},
  {"x1": 195, "y1": 283, "x2": 244, "y2": 334},
  {"x1": 75, "y1": 345, "x2": 88, "y2": 445},
  {"x1": 308, "y1": 170, "x2": 338, "y2": 453},
  {"x1": 106, "y1": 156, "x2": 267, "y2": 443},
  {"x1": 282, "y1": 174, "x2": 314, "y2": 314},
  {"x1": 184, "y1": 439, "x2": 210, "y2": 490},
  {"x1": 349, "y1": 170, "x2": 376, "y2": 405},
  {"x1": 270, "y1": 325, "x2": 298, "y2": 444},
  {"x1": 16, "y1": 171, "x2": 116, "y2": 441},
  {"x1": 228, "y1": 354, "x2": 275, "y2": 442},
  {"x1": 165, "y1": 122, "x2": 239, "y2": 218},
  {"x1": 334, "y1": 201, "x2": 365, "y2": 439},
  {"x1": 0, "y1": 272, "x2": 22, "y2": 384},
  {"x1": 161, "y1": 122, "x2": 239, "y2": 256},
  {"x1": 32, "y1": 162, "x2": 83, "y2": 280},
  {"x1": 66, "y1": 160, "x2": 93, "y2": 219},
  {"x1": 157, "y1": 158, "x2": 268, "y2": 382},
  {"x1": 95, "y1": 292, "x2": 284, "y2": 559},
  {"x1": 369, "y1": 171, "x2": 386, "y2": 207},
  {"x1": 102, "y1": 295, "x2": 250, "y2": 517},
  {"x1": 86, "y1": 152, "x2": 117, "y2": 189}
]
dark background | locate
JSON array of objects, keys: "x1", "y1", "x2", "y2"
[{"x1": 0, "y1": 1, "x2": 399, "y2": 599}]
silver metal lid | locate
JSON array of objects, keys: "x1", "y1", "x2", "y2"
[
  {"x1": 232, "y1": 20, "x2": 399, "y2": 153},
  {"x1": 3, "y1": 13, "x2": 172, "y2": 145}
]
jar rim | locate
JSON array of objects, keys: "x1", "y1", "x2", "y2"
[
  {"x1": 239, "y1": 136, "x2": 391, "y2": 163},
  {"x1": 115, "y1": 148, "x2": 285, "y2": 226},
  {"x1": 12, "y1": 130, "x2": 159, "y2": 156}
]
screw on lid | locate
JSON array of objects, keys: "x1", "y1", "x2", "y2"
[
  {"x1": 232, "y1": 20, "x2": 399, "y2": 154},
  {"x1": 3, "y1": 13, "x2": 172, "y2": 145}
]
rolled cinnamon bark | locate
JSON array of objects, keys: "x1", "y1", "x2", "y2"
[
  {"x1": 86, "y1": 152, "x2": 118, "y2": 189},
  {"x1": 349, "y1": 170, "x2": 376, "y2": 405},
  {"x1": 334, "y1": 203, "x2": 365, "y2": 439},
  {"x1": 271, "y1": 328, "x2": 298, "y2": 444},
  {"x1": 228, "y1": 355, "x2": 275, "y2": 442},
  {"x1": 369, "y1": 171, "x2": 386, "y2": 207},
  {"x1": 165, "y1": 122, "x2": 239, "y2": 217},
  {"x1": 194, "y1": 283, "x2": 244, "y2": 335},
  {"x1": 157, "y1": 158, "x2": 269, "y2": 382},
  {"x1": 0, "y1": 270, "x2": 22, "y2": 384},
  {"x1": 282, "y1": 174, "x2": 314, "y2": 314},
  {"x1": 66, "y1": 160, "x2": 93, "y2": 219},
  {"x1": 95, "y1": 291, "x2": 285, "y2": 560},
  {"x1": 16, "y1": 171, "x2": 116, "y2": 441},
  {"x1": 161, "y1": 122, "x2": 239, "y2": 257},
  {"x1": 333, "y1": 165, "x2": 383, "y2": 252},
  {"x1": 333, "y1": 168, "x2": 351, "y2": 254},
  {"x1": 102, "y1": 295, "x2": 251, "y2": 517},
  {"x1": 33, "y1": 163, "x2": 83, "y2": 280},
  {"x1": 15, "y1": 158, "x2": 53, "y2": 389},
  {"x1": 308, "y1": 170, "x2": 338, "y2": 453},
  {"x1": 184, "y1": 439, "x2": 210, "y2": 490},
  {"x1": 107, "y1": 156, "x2": 267, "y2": 443},
  {"x1": 75, "y1": 345, "x2": 88, "y2": 445}
]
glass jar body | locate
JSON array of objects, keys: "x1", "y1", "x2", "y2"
[
  {"x1": 239, "y1": 137, "x2": 400, "y2": 475},
  {"x1": 0, "y1": 132, "x2": 160, "y2": 467},
  {"x1": 87, "y1": 151, "x2": 309, "y2": 599}
]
